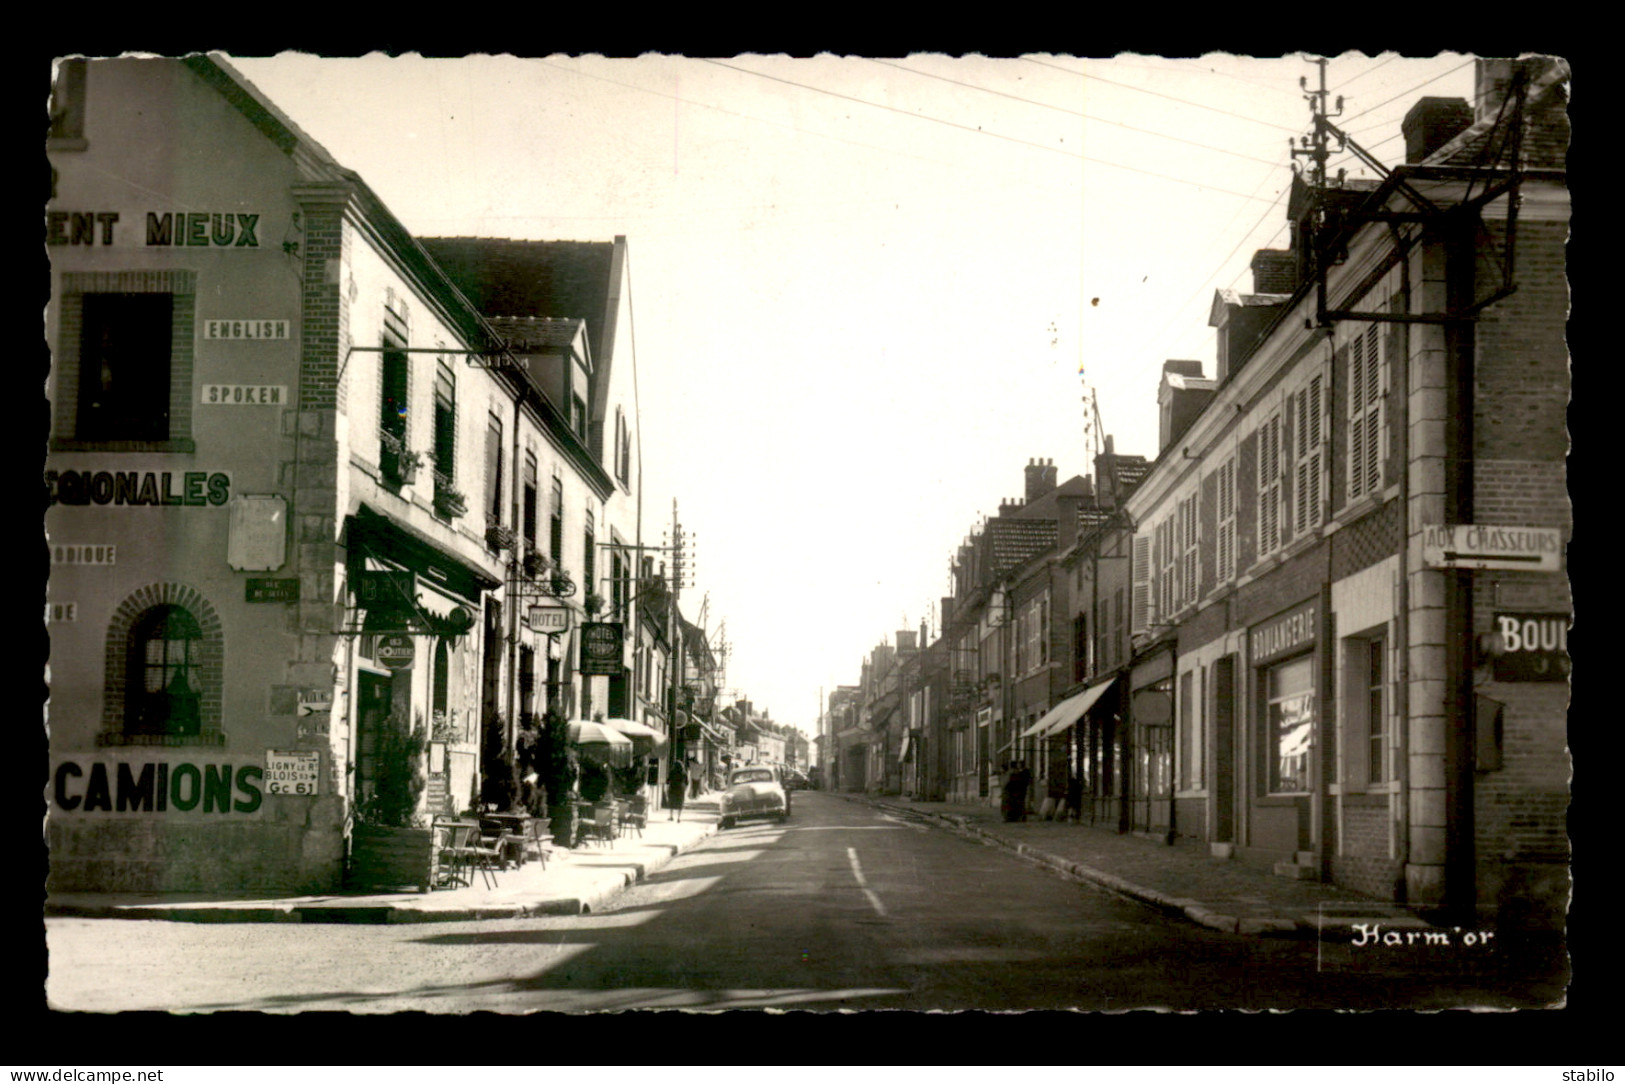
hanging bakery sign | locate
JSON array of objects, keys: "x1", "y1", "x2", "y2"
[{"x1": 1490, "y1": 612, "x2": 1571, "y2": 682}]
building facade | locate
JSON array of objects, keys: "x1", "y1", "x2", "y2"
[
  {"x1": 45, "y1": 56, "x2": 651, "y2": 893},
  {"x1": 1120, "y1": 58, "x2": 1569, "y2": 926}
]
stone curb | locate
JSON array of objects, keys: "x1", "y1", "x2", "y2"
[{"x1": 45, "y1": 824, "x2": 716, "y2": 925}]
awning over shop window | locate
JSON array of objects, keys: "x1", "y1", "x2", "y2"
[{"x1": 1018, "y1": 678, "x2": 1117, "y2": 741}]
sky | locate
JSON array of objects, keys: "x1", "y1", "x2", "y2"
[{"x1": 225, "y1": 51, "x2": 1481, "y2": 736}]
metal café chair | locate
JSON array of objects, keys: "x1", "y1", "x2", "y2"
[{"x1": 522, "y1": 817, "x2": 554, "y2": 869}]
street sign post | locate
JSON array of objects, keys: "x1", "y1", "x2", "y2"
[{"x1": 1422, "y1": 524, "x2": 1562, "y2": 572}]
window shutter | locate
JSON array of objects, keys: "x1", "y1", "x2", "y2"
[
  {"x1": 1349, "y1": 333, "x2": 1366, "y2": 500},
  {"x1": 1217, "y1": 458, "x2": 1235, "y2": 582},
  {"x1": 1364, "y1": 327, "x2": 1382, "y2": 495},
  {"x1": 1131, "y1": 533, "x2": 1151, "y2": 634},
  {"x1": 1259, "y1": 417, "x2": 1280, "y2": 555}
]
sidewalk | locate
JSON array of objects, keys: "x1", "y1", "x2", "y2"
[
  {"x1": 834, "y1": 792, "x2": 1434, "y2": 940},
  {"x1": 45, "y1": 801, "x2": 720, "y2": 925}
]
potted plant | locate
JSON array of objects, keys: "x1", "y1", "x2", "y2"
[
  {"x1": 347, "y1": 708, "x2": 438, "y2": 892},
  {"x1": 540, "y1": 711, "x2": 581, "y2": 846},
  {"x1": 379, "y1": 430, "x2": 422, "y2": 485},
  {"x1": 583, "y1": 591, "x2": 606, "y2": 617},
  {"x1": 394, "y1": 448, "x2": 424, "y2": 486},
  {"x1": 432, "y1": 471, "x2": 468, "y2": 519},
  {"x1": 486, "y1": 522, "x2": 517, "y2": 552},
  {"x1": 522, "y1": 550, "x2": 550, "y2": 580}
]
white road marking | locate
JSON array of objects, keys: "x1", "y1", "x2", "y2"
[
  {"x1": 846, "y1": 846, "x2": 887, "y2": 917},
  {"x1": 878, "y1": 814, "x2": 929, "y2": 832}
]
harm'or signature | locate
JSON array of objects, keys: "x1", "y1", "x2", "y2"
[{"x1": 1350, "y1": 923, "x2": 1497, "y2": 948}]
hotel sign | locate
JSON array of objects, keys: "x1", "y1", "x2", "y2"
[
  {"x1": 527, "y1": 605, "x2": 571, "y2": 634},
  {"x1": 1423, "y1": 524, "x2": 1562, "y2": 572},
  {"x1": 1251, "y1": 601, "x2": 1318, "y2": 666},
  {"x1": 579, "y1": 622, "x2": 625, "y2": 676}
]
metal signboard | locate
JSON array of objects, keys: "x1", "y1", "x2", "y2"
[
  {"x1": 376, "y1": 633, "x2": 416, "y2": 671},
  {"x1": 579, "y1": 622, "x2": 625, "y2": 676},
  {"x1": 246, "y1": 577, "x2": 300, "y2": 603},
  {"x1": 1422, "y1": 524, "x2": 1562, "y2": 572},
  {"x1": 527, "y1": 605, "x2": 572, "y2": 634},
  {"x1": 265, "y1": 750, "x2": 320, "y2": 796},
  {"x1": 1492, "y1": 612, "x2": 1571, "y2": 682}
]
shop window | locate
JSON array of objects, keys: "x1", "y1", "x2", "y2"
[
  {"x1": 432, "y1": 639, "x2": 450, "y2": 717},
  {"x1": 1341, "y1": 634, "x2": 1389, "y2": 789},
  {"x1": 126, "y1": 605, "x2": 202, "y2": 736},
  {"x1": 1264, "y1": 654, "x2": 1315, "y2": 794},
  {"x1": 1179, "y1": 668, "x2": 1203, "y2": 789},
  {"x1": 1348, "y1": 325, "x2": 1383, "y2": 502}
]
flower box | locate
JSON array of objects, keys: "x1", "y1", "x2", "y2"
[{"x1": 347, "y1": 824, "x2": 438, "y2": 893}]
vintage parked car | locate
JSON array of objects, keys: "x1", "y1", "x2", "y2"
[
  {"x1": 718, "y1": 765, "x2": 789, "y2": 828},
  {"x1": 782, "y1": 768, "x2": 810, "y2": 792}
]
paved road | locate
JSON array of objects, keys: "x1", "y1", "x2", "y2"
[{"x1": 45, "y1": 793, "x2": 1565, "y2": 1012}]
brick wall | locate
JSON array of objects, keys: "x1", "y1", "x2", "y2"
[
  {"x1": 1234, "y1": 539, "x2": 1330, "y2": 630},
  {"x1": 1329, "y1": 498, "x2": 1401, "y2": 582},
  {"x1": 1473, "y1": 219, "x2": 1569, "y2": 462}
]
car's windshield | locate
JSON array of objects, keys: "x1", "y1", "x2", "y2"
[{"x1": 731, "y1": 769, "x2": 774, "y2": 784}]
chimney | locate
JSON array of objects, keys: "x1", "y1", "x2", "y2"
[
  {"x1": 1402, "y1": 96, "x2": 1473, "y2": 163},
  {"x1": 999, "y1": 496, "x2": 1025, "y2": 517},
  {"x1": 1094, "y1": 435, "x2": 1118, "y2": 509},
  {"x1": 1024, "y1": 457, "x2": 1058, "y2": 502},
  {"x1": 896, "y1": 629, "x2": 917, "y2": 653},
  {"x1": 1250, "y1": 248, "x2": 1296, "y2": 295},
  {"x1": 1055, "y1": 492, "x2": 1085, "y2": 554},
  {"x1": 1158, "y1": 360, "x2": 1217, "y2": 455}
]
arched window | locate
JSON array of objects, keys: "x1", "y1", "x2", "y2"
[{"x1": 126, "y1": 605, "x2": 202, "y2": 735}]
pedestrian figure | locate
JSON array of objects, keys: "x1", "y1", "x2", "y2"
[
  {"x1": 998, "y1": 761, "x2": 1015, "y2": 822},
  {"x1": 1065, "y1": 773, "x2": 1084, "y2": 823},
  {"x1": 1007, "y1": 760, "x2": 1032, "y2": 822},
  {"x1": 667, "y1": 758, "x2": 688, "y2": 821}
]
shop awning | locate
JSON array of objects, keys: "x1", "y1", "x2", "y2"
[{"x1": 1018, "y1": 678, "x2": 1117, "y2": 741}]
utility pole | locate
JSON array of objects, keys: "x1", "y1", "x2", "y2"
[{"x1": 668, "y1": 500, "x2": 687, "y2": 784}]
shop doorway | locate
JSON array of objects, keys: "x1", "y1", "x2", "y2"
[{"x1": 355, "y1": 670, "x2": 394, "y2": 807}]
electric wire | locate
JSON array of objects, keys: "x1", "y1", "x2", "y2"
[
  {"x1": 700, "y1": 58, "x2": 1283, "y2": 203},
  {"x1": 865, "y1": 57, "x2": 1287, "y2": 168},
  {"x1": 1019, "y1": 55, "x2": 1303, "y2": 133}
]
